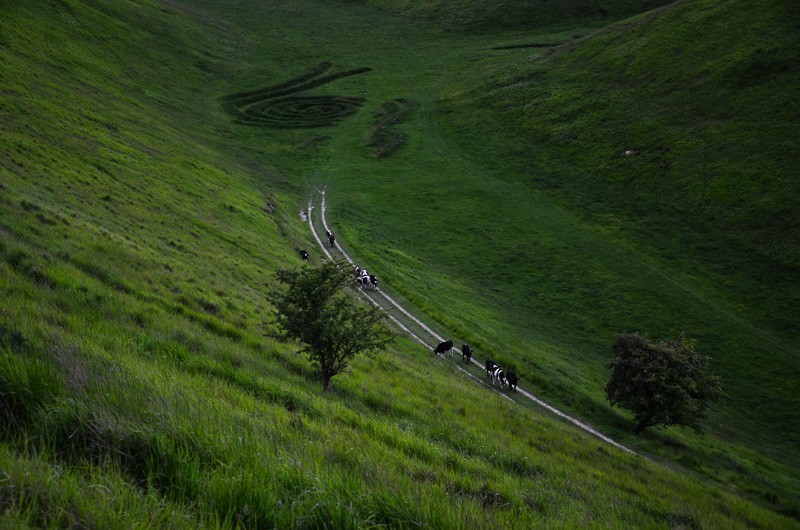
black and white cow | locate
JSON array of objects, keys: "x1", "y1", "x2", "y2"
[
  {"x1": 485, "y1": 359, "x2": 497, "y2": 379},
  {"x1": 369, "y1": 274, "x2": 379, "y2": 291},
  {"x1": 461, "y1": 343, "x2": 472, "y2": 363},
  {"x1": 299, "y1": 249, "x2": 309, "y2": 261},
  {"x1": 326, "y1": 230, "x2": 336, "y2": 248},
  {"x1": 506, "y1": 370, "x2": 518, "y2": 392},
  {"x1": 491, "y1": 367, "x2": 507, "y2": 388},
  {"x1": 358, "y1": 271, "x2": 370, "y2": 290},
  {"x1": 433, "y1": 340, "x2": 454, "y2": 356}
]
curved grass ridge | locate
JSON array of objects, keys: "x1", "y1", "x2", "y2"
[
  {"x1": 491, "y1": 42, "x2": 560, "y2": 50},
  {"x1": 222, "y1": 62, "x2": 372, "y2": 129},
  {"x1": 365, "y1": 98, "x2": 413, "y2": 157}
]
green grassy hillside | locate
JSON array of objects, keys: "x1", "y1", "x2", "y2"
[
  {"x1": 1, "y1": 0, "x2": 798, "y2": 527},
  {"x1": 480, "y1": 0, "x2": 800, "y2": 269},
  {"x1": 432, "y1": 0, "x2": 800, "y2": 460},
  {"x1": 418, "y1": 0, "x2": 800, "y2": 432},
  {"x1": 238, "y1": 0, "x2": 799, "y2": 516}
]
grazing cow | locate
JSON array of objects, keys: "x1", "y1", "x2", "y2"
[
  {"x1": 485, "y1": 359, "x2": 497, "y2": 379},
  {"x1": 369, "y1": 274, "x2": 379, "y2": 291},
  {"x1": 506, "y1": 370, "x2": 518, "y2": 392},
  {"x1": 299, "y1": 249, "x2": 309, "y2": 261},
  {"x1": 461, "y1": 343, "x2": 472, "y2": 363},
  {"x1": 433, "y1": 340, "x2": 454, "y2": 356},
  {"x1": 491, "y1": 367, "x2": 507, "y2": 388}
]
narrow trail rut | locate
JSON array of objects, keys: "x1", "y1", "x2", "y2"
[{"x1": 307, "y1": 189, "x2": 636, "y2": 456}]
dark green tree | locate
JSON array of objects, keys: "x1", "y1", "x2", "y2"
[
  {"x1": 271, "y1": 259, "x2": 392, "y2": 391},
  {"x1": 606, "y1": 333, "x2": 722, "y2": 434}
]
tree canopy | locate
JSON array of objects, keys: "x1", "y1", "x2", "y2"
[
  {"x1": 271, "y1": 259, "x2": 392, "y2": 391},
  {"x1": 606, "y1": 333, "x2": 722, "y2": 434}
]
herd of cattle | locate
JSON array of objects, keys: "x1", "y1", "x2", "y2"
[
  {"x1": 298, "y1": 245, "x2": 379, "y2": 289},
  {"x1": 354, "y1": 266, "x2": 379, "y2": 291},
  {"x1": 300, "y1": 237, "x2": 520, "y2": 394},
  {"x1": 433, "y1": 340, "x2": 519, "y2": 392}
]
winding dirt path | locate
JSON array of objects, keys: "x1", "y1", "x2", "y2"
[{"x1": 307, "y1": 189, "x2": 636, "y2": 455}]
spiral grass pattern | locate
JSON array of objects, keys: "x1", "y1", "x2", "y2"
[{"x1": 223, "y1": 62, "x2": 371, "y2": 129}]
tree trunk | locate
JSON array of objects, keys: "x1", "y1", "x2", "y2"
[
  {"x1": 322, "y1": 375, "x2": 331, "y2": 392},
  {"x1": 634, "y1": 415, "x2": 654, "y2": 434}
]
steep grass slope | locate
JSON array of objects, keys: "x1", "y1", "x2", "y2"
[
  {"x1": 482, "y1": 0, "x2": 800, "y2": 269},
  {"x1": 440, "y1": 0, "x2": 800, "y2": 457},
  {"x1": 0, "y1": 0, "x2": 797, "y2": 527},
  {"x1": 250, "y1": 0, "x2": 800, "y2": 516},
  {"x1": 428, "y1": 2, "x2": 800, "y2": 432}
]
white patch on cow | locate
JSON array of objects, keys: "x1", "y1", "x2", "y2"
[{"x1": 492, "y1": 367, "x2": 506, "y2": 388}]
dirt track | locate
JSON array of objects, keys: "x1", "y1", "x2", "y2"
[{"x1": 307, "y1": 189, "x2": 636, "y2": 456}]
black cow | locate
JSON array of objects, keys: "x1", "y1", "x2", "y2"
[
  {"x1": 369, "y1": 274, "x2": 379, "y2": 291},
  {"x1": 299, "y1": 249, "x2": 309, "y2": 261},
  {"x1": 326, "y1": 230, "x2": 336, "y2": 248},
  {"x1": 506, "y1": 370, "x2": 518, "y2": 392},
  {"x1": 461, "y1": 343, "x2": 472, "y2": 363},
  {"x1": 433, "y1": 340, "x2": 454, "y2": 356},
  {"x1": 485, "y1": 359, "x2": 497, "y2": 379}
]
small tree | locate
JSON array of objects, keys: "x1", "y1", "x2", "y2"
[
  {"x1": 605, "y1": 333, "x2": 722, "y2": 434},
  {"x1": 270, "y1": 259, "x2": 392, "y2": 391}
]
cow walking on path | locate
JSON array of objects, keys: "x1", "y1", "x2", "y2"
[
  {"x1": 491, "y1": 367, "x2": 507, "y2": 388},
  {"x1": 485, "y1": 359, "x2": 497, "y2": 379},
  {"x1": 461, "y1": 344, "x2": 472, "y2": 363},
  {"x1": 506, "y1": 370, "x2": 518, "y2": 391},
  {"x1": 433, "y1": 340, "x2": 454, "y2": 356}
]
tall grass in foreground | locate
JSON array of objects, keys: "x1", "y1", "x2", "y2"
[{"x1": 0, "y1": 259, "x2": 793, "y2": 527}]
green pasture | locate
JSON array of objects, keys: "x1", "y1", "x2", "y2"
[
  {"x1": 1, "y1": 0, "x2": 798, "y2": 526},
  {"x1": 217, "y1": 0, "x2": 799, "y2": 511}
]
